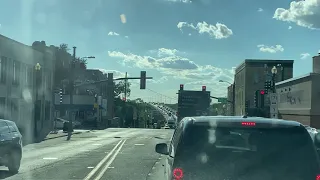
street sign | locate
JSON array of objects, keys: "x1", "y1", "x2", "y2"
[
  {"x1": 218, "y1": 98, "x2": 227, "y2": 103},
  {"x1": 94, "y1": 103, "x2": 98, "y2": 108}
]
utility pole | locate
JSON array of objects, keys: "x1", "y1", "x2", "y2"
[
  {"x1": 123, "y1": 72, "x2": 127, "y2": 128},
  {"x1": 67, "y1": 46, "x2": 76, "y2": 141}
]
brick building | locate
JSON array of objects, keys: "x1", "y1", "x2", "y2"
[{"x1": 234, "y1": 59, "x2": 294, "y2": 115}]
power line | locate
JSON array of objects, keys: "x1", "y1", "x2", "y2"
[{"x1": 146, "y1": 88, "x2": 177, "y2": 100}]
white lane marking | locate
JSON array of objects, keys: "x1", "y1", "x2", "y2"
[
  {"x1": 94, "y1": 139, "x2": 127, "y2": 180},
  {"x1": 134, "y1": 144, "x2": 144, "y2": 146},
  {"x1": 87, "y1": 167, "x2": 94, "y2": 169},
  {"x1": 43, "y1": 157, "x2": 58, "y2": 160},
  {"x1": 83, "y1": 140, "x2": 123, "y2": 180},
  {"x1": 92, "y1": 143, "x2": 102, "y2": 146},
  {"x1": 108, "y1": 167, "x2": 114, "y2": 169}
]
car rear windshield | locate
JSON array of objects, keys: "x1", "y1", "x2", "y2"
[{"x1": 174, "y1": 124, "x2": 320, "y2": 180}]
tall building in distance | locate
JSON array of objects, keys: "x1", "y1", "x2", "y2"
[
  {"x1": 227, "y1": 84, "x2": 234, "y2": 115},
  {"x1": 234, "y1": 59, "x2": 294, "y2": 115}
]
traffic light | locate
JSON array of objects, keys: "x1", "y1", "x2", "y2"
[
  {"x1": 202, "y1": 86, "x2": 206, "y2": 91},
  {"x1": 264, "y1": 81, "x2": 271, "y2": 94},
  {"x1": 122, "y1": 97, "x2": 126, "y2": 102},
  {"x1": 140, "y1": 71, "x2": 146, "y2": 89},
  {"x1": 254, "y1": 90, "x2": 259, "y2": 108},
  {"x1": 59, "y1": 88, "x2": 63, "y2": 104},
  {"x1": 180, "y1": 84, "x2": 184, "y2": 91},
  {"x1": 260, "y1": 90, "x2": 265, "y2": 108},
  {"x1": 245, "y1": 100, "x2": 250, "y2": 114}
]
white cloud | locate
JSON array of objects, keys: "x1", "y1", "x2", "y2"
[
  {"x1": 125, "y1": 36, "x2": 129, "y2": 38},
  {"x1": 300, "y1": 53, "x2": 311, "y2": 59},
  {"x1": 288, "y1": 26, "x2": 292, "y2": 30},
  {"x1": 150, "y1": 76, "x2": 169, "y2": 84},
  {"x1": 158, "y1": 48, "x2": 178, "y2": 57},
  {"x1": 177, "y1": 21, "x2": 233, "y2": 39},
  {"x1": 257, "y1": 44, "x2": 284, "y2": 53},
  {"x1": 108, "y1": 31, "x2": 120, "y2": 36},
  {"x1": 108, "y1": 49, "x2": 234, "y2": 85},
  {"x1": 258, "y1": 8, "x2": 263, "y2": 12},
  {"x1": 167, "y1": 0, "x2": 192, "y2": 3},
  {"x1": 95, "y1": 69, "x2": 126, "y2": 79},
  {"x1": 273, "y1": 0, "x2": 320, "y2": 29},
  {"x1": 108, "y1": 48, "x2": 235, "y2": 98}
]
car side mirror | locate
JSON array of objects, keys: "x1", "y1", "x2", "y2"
[{"x1": 155, "y1": 143, "x2": 168, "y2": 155}]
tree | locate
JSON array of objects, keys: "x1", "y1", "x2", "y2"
[{"x1": 114, "y1": 80, "x2": 131, "y2": 97}]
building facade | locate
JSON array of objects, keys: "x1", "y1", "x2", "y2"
[
  {"x1": 0, "y1": 35, "x2": 55, "y2": 143},
  {"x1": 227, "y1": 84, "x2": 234, "y2": 115},
  {"x1": 234, "y1": 59, "x2": 294, "y2": 115},
  {"x1": 276, "y1": 53, "x2": 320, "y2": 128}
]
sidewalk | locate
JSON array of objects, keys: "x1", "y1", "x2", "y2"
[{"x1": 44, "y1": 129, "x2": 90, "y2": 140}]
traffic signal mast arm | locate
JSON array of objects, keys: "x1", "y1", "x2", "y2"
[{"x1": 210, "y1": 96, "x2": 233, "y2": 103}]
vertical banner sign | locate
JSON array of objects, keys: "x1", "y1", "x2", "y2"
[{"x1": 269, "y1": 93, "x2": 278, "y2": 119}]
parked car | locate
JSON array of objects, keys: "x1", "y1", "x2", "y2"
[
  {"x1": 155, "y1": 116, "x2": 320, "y2": 180},
  {"x1": 0, "y1": 119, "x2": 22, "y2": 173}
]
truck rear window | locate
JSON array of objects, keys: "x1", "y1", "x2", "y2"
[{"x1": 175, "y1": 124, "x2": 319, "y2": 180}]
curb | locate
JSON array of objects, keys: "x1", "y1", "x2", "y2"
[{"x1": 43, "y1": 131, "x2": 85, "y2": 141}]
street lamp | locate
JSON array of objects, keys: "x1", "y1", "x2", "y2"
[
  {"x1": 219, "y1": 79, "x2": 235, "y2": 116},
  {"x1": 271, "y1": 66, "x2": 277, "y2": 93},
  {"x1": 34, "y1": 63, "x2": 41, "y2": 142}
]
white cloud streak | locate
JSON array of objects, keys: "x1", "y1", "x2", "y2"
[
  {"x1": 257, "y1": 44, "x2": 284, "y2": 53},
  {"x1": 273, "y1": 0, "x2": 320, "y2": 29},
  {"x1": 177, "y1": 21, "x2": 233, "y2": 39},
  {"x1": 300, "y1": 53, "x2": 311, "y2": 59}
]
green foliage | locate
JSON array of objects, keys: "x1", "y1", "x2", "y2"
[{"x1": 114, "y1": 80, "x2": 131, "y2": 97}]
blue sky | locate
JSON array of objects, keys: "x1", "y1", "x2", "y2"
[{"x1": 0, "y1": 0, "x2": 319, "y2": 103}]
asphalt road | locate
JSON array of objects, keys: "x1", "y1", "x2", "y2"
[{"x1": 0, "y1": 128, "x2": 173, "y2": 180}]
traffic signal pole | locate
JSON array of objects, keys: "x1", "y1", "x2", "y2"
[{"x1": 67, "y1": 47, "x2": 76, "y2": 141}]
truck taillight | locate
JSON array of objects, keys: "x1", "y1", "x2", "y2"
[{"x1": 173, "y1": 168, "x2": 183, "y2": 179}]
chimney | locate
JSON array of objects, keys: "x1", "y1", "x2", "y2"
[{"x1": 313, "y1": 53, "x2": 320, "y2": 73}]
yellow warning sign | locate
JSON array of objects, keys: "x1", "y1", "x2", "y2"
[{"x1": 94, "y1": 103, "x2": 98, "y2": 108}]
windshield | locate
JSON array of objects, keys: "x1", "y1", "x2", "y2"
[{"x1": 175, "y1": 124, "x2": 319, "y2": 180}]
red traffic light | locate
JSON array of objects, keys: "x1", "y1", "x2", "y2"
[
  {"x1": 260, "y1": 90, "x2": 265, "y2": 95},
  {"x1": 202, "y1": 86, "x2": 206, "y2": 91}
]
